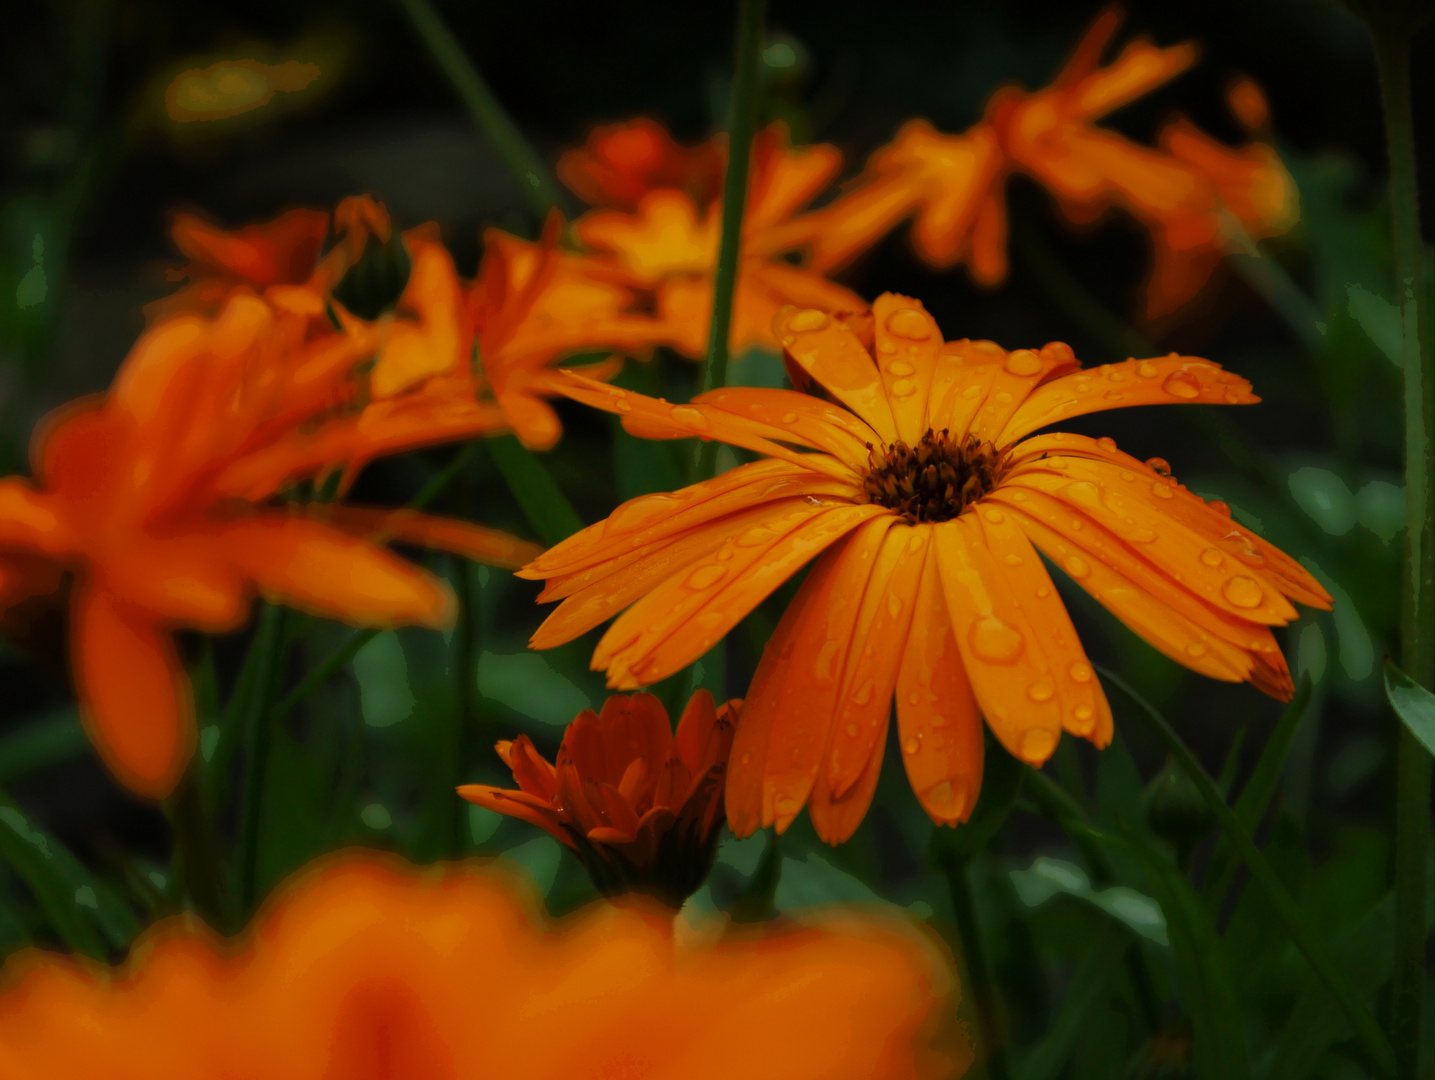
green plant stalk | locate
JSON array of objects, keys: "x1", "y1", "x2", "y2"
[
  {"x1": 163, "y1": 769, "x2": 225, "y2": 923},
  {"x1": 1372, "y1": 26, "x2": 1434, "y2": 1080},
  {"x1": 1098, "y1": 666, "x2": 1398, "y2": 1076},
  {"x1": 394, "y1": 0, "x2": 562, "y2": 218},
  {"x1": 233, "y1": 603, "x2": 287, "y2": 919},
  {"x1": 942, "y1": 857, "x2": 1012, "y2": 1080},
  {"x1": 486, "y1": 435, "x2": 584, "y2": 545},
  {"x1": 694, "y1": 0, "x2": 767, "y2": 481}
]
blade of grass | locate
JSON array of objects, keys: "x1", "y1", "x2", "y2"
[
  {"x1": 485, "y1": 435, "x2": 584, "y2": 545},
  {"x1": 1200, "y1": 678, "x2": 1313, "y2": 915},
  {"x1": 1385, "y1": 658, "x2": 1435, "y2": 754},
  {"x1": 1018, "y1": 924, "x2": 1130, "y2": 1080},
  {"x1": 1096, "y1": 665, "x2": 1397, "y2": 1076},
  {"x1": 939, "y1": 853, "x2": 1013, "y2": 1080},
  {"x1": 232, "y1": 603, "x2": 287, "y2": 919},
  {"x1": 0, "y1": 709, "x2": 88, "y2": 783},
  {"x1": 393, "y1": 0, "x2": 562, "y2": 219}
]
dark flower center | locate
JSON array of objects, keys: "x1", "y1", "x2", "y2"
[{"x1": 860, "y1": 429, "x2": 1008, "y2": 524}]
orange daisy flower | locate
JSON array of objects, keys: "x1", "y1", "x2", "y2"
[
  {"x1": 149, "y1": 195, "x2": 391, "y2": 321},
  {"x1": 518, "y1": 295, "x2": 1330, "y2": 842},
  {"x1": 460, "y1": 690, "x2": 738, "y2": 907},
  {"x1": 794, "y1": 10, "x2": 1296, "y2": 318},
  {"x1": 571, "y1": 123, "x2": 865, "y2": 358},
  {"x1": 0, "y1": 854, "x2": 969, "y2": 1080},
  {"x1": 558, "y1": 116, "x2": 726, "y2": 210},
  {"x1": 0, "y1": 294, "x2": 539, "y2": 798}
]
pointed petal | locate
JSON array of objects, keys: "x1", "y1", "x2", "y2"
[
  {"x1": 71, "y1": 584, "x2": 194, "y2": 798},
  {"x1": 926, "y1": 339, "x2": 1006, "y2": 438},
  {"x1": 808, "y1": 708, "x2": 888, "y2": 845},
  {"x1": 932, "y1": 518, "x2": 1063, "y2": 765},
  {"x1": 896, "y1": 543, "x2": 984, "y2": 825},
  {"x1": 695, "y1": 386, "x2": 879, "y2": 467},
  {"x1": 672, "y1": 689, "x2": 719, "y2": 774},
  {"x1": 964, "y1": 342, "x2": 1081, "y2": 443},
  {"x1": 870, "y1": 295, "x2": 943, "y2": 445},
  {"x1": 457, "y1": 785, "x2": 577, "y2": 849},
  {"x1": 774, "y1": 306, "x2": 898, "y2": 443},
  {"x1": 506, "y1": 734, "x2": 559, "y2": 801},
  {"x1": 323, "y1": 507, "x2": 543, "y2": 570}
]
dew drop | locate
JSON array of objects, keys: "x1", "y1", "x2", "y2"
[
  {"x1": 740, "y1": 752, "x2": 751, "y2": 766},
  {"x1": 736, "y1": 526, "x2": 772, "y2": 547},
  {"x1": 789, "y1": 309, "x2": 830, "y2": 332},
  {"x1": 781, "y1": 411, "x2": 799, "y2": 424},
  {"x1": 968, "y1": 616, "x2": 1025, "y2": 664},
  {"x1": 1186, "y1": 642, "x2": 1208, "y2": 657},
  {"x1": 907, "y1": 530, "x2": 928, "y2": 552},
  {"x1": 1020, "y1": 728, "x2": 1057, "y2": 763},
  {"x1": 962, "y1": 384, "x2": 983, "y2": 400},
  {"x1": 846, "y1": 723, "x2": 859, "y2": 737},
  {"x1": 887, "y1": 593, "x2": 904, "y2": 618},
  {"x1": 1200, "y1": 547, "x2": 1224, "y2": 567},
  {"x1": 1064, "y1": 480, "x2": 1102, "y2": 506},
  {"x1": 983, "y1": 507, "x2": 1006, "y2": 524},
  {"x1": 1069, "y1": 661, "x2": 1093, "y2": 683},
  {"x1": 1119, "y1": 470, "x2": 1135, "y2": 482},
  {"x1": 903, "y1": 737, "x2": 920, "y2": 755},
  {"x1": 1162, "y1": 370, "x2": 1202, "y2": 399},
  {"x1": 1062, "y1": 554, "x2": 1091, "y2": 579},
  {"x1": 852, "y1": 679, "x2": 874, "y2": 705},
  {"x1": 1003, "y1": 349, "x2": 1042, "y2": 376},
  {"x1": 1004, "y1": 553, "x2": 1023, "y2": 566},
  {"x1": 1036, "y1": 584, "x2": 1051, "y2": 598},
  {"x1": 1097, "y1": 436, "x2": 1117, "y2": 452},
  {"x1": 908, "y1": 691, "x2": 921, "y2": 705},
  {"x1": 885, "y1": 308, "x2": 931, "y2": 339},
  {"x1": 1145, "y1": 457, "x2": 1171, "y2": 475},
  {"x1": 891, "y1": 378, "x2": 916, "y2": 397},
  {"x1": 888, "y1": 360, "x2": 915, "y2": 377},
  {"x1": 1151, "y1": 482, "x2": 1174, "y2": 499},
  {"x1": 992, "y1": 390, "x2": 1013, "y2": 404},
  {"x1": 1104, "y1": 390, "x2": 1124, "y2": 401},
  {"x1": 605, "y1": 493, "x2": 680, "y2": 534},
  {"x1": 877, "y1": 339, "x2": 897, "y2": 355},
  {"x1": 922, "y1": 780, "x2": 967, "y2": 819},
  {"x1": 1209, "y1": 499, "x2": 1231, "y2": 517},
  {"x1": 671, "y1": 405, "x2": 710, "y2": 429},
  {"x1": 1222, "y1": 575, "x2": 1264, "y2": 608},
  {"x1": 1137, "y1": 360, "x2": 1160, "y2": 378},
  {"x1": 615, "y1": 399, "x2": 633, "y2": 412},
  {"x1": 1108, "y1": 370, "x2": 1129, "y2": 383},
  {"x1": 814, "y1": 640, "x2": 842, "y2": 682},
  {"x1": 685, "y1": 564, "x2": 728, "y2": 590},
  {"x1": 1011, "y1": 491, "x2": 1028, "y2": 502},
  {"x1": 715, "y1": 543, "x2": 734, "y2": 562},
  {"x1": 1027, "y1": 680, "x2": 1055, "y2": 702}
]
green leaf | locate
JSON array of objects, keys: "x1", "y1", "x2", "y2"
[
  {"x1": 1010, "y1": 856, "x2": 1168, "y2": 946},
  {"x1": 0, "y1": 710, "x2": 88, "y2": 783},
  {"x1": 485, "y1": 434, "x2": 584, "y2": 546},
  {"x1": 1017, "y1": 921, "x2": 1130, "y2": 1080},
  {"x1": 1384, "y1": 658, "x2": 1435, "y2": 756},
  {"x1": 0, "y1": 789, "x2": 138, "y2": 958},
  {"x1": 774, "y1": 850, "x2": 884, "y2": 911},
  {"x1": 476, "y1": 650, "x2": 592, "y2": 727}
]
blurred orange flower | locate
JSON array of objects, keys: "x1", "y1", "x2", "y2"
[
  {"x1": 571, "y1": 123, "x2": 865, "y2": 357},
  {"x1": 796, "y1": 10, "x2": 1296, "y2": 318},
  {"x1": 559, "y1": 116, "x2": 726, "y2": 210},
  {"x1": 461, "y1": 690, "x2": 738, "y2": 906},
  {"x1": 0, "y1": 295, "x2": 539, "y2": 798},
  {"x1": 519, "y1": 295, "x2": 1330, "y2": 842},
  {"x1": 0, "y1": 855, "x2": 969, "y2": 1080}
]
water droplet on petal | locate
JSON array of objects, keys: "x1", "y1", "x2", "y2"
[
  {"x1": 606, "y1": 493, "x2": 681, "y2": 534},
  {"x1": 789, "y1": 309, "x2": 830, "y2": 332},
  {"x1": 852, "y1": 679, "x2": 873, "y2": 705},
  {"x1": 1004, "y1": 553, "x2": 1023, "y2": 566},
  {"x1": 781, "y1": 411, "x2": 799, "y2": 424},
  {"x1": 846, "y1": 723, "x2": 859, "y2": 737},
  {"x1": 1027, "y1": 681, "x2": 1055, "y2": 702},
  {"x1": 888, "y1": 360, "x2": 915, "y2": 377},
  {"x1": 887, "y1": 593, "x2": 904, "y2": 618},
  {"x1": 1069, "y1": 661, "x2": 1092, "y2": 683},
  {"x1": 685, "y1": 564, "x2": 728, "y2": 590},
  {"x1": 969, "y1": 616, "x2": 1024, "y2": 664},
  {"x1": 1020, "y1": 728, "x2": 1057, "y2": 763},
  {"x1": 1120, "y1": 470, "x2": 1135, "y2": 482},
  {"x1": 877, "y1": 340, "x2": 897, "y2": 355},
  {"x1": 1097, "y1": 436, "x2": 1117, "y2": 451},
  {"x1": 962, "y1": 384, "x2": 983, "y2": 400},
  {"x1": 983, "y1": 507, "x2": 1005, "y2": 524},
  {"x1": 1222, "y1": 575, "x2": 1264, "y2": 608},
  {"x1": 903, "y1": 737, "x2": 920, "y2": 755},
  {"x1": 907, "y1": 530, "x2": 928, "y2": 552},
  {"x1": 886, "y1": 308, "x2": 931, "y2": 339},
  {"x1": 922, "y1": 780, "x2": 967, "y2": 819},
  {"x1": 1064, "y1": 480, "x2": 1102, "y2": 506},
  {"x1": 1186, "y1": 642, "x2": 1208, "y2": 657},
  {"x1": 740, "y1": 752, "x2": 751, "y2": 765},
  {"x1": 1062, "y1": 554, "x2": 1091, "y2": 579},
  {"x1": 1003, "y1": 349, "x2": 1042, "y2": 376},
  {"x1": 715, "y1": 543, "x2": 734, "y2": 562},
  {"x1": 1137, "y1": 360, "x2": 1160, "y2": 378},
  {"x1": 1129, "y1": 527, "x2": 1157, "y2": 543},
  {"x1": 814, "y1": 640, "x2": 841, "y2": 682},
  {"x1": 671, "y1": 405, "x2": 710, "y2": 429},
  {"x1": 1200, "y1": 547, "x2": 1224, "y2": 567},
  {"x1": 1071, "y1": 704, "x2": 1095, "y2": 733},
  {"x1": 1209, "y1": 499, "x2": 1231, "y2": 517},
  {"x1": 891, "y1": 378, "x2": 916, "y2": 397},
  {"x1": 1162, "y1": 370, "x2": 1202, "y2": 399},
  {"x1": 1036, "y1": 584, "x2": 1051, "y2": 598},
  {"x1": 1151, "y1": 483, "x2": 1174, "y2": 500},
  {"x1": 737, "y1": 526, "x2": 772, "y2": 547}
]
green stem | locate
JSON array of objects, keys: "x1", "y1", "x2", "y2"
[
  {"x1": 695, "y1": 0, "x2": 767, "y2": 480},
  {"x1": 486, "y1": 434, "x2": 584, "y2": 545},
  {"x1": 1098, "y1": 665, "x2": 1398, "y2": 1076},
  {"x1": 1371, "y1": 25, "x2": 1434, "y2": 1080},
  {"x1": 394, "y1": 0, "x2": 562, "y2": 219},
  {"x1": 233, "y1": 604, "x2": 287, "y2": 919},
  {"x1": 163, "y1": 768, "x2": 225, "y2": 924},
  {"x1": 271, "y1": 628, "x2": 376, "y2": 724},
  {"x1": 942, "y1": 856, "x2": 1013, "y2": 1080}
]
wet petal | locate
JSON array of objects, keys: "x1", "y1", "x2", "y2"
[
  {"x1": 457, "y1": 785, "x2": 576, "y2": 849},
  {"x1": 870, "y1": 294, "x2": 943, "y2": 445},
  {"x1": 774, "y1": 306, "x2": 898, "y2": 443}
]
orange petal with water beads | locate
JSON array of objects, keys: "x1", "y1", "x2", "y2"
[
  {"x1": 808, "y1": 703, "x2": 889, "y2": 845},
  {"x1": 693, "y1": 386, "x2": 877, "y2": 467},
  {"x1": 896, "y1": 544, "x2": 984, "y2": 826},
  {"x1": 965, "y1": 341, "x2": 1081, "y2": 443},
  {"x1": 926, "y1": 339, "x2": 1008, "y2": 439},
  {"x1": 775, "y1": 306, "x2": 899, "y2": 444},
  {"x1": 870, "y1": 294, "x2": 943, "y2": 445},
  {"x1": 932, "y1": 517, "x2": 1063, "y2": 765}
]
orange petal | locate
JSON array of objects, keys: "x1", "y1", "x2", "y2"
[
  {"x1": 870, "y1": 295, "x2": 943, "y2": 445},
  {"x1": 971, "y1": 501, "x2": 1112, "y2": 746},
  {"x1": 214, "y1": 517, "x2": 455, "y2": 630},
  {"x1": 896, "y1": 543, "x2": 984, "y2": 825},
  {"x1": 506, "y1": 734, "x2": 559, "y2": 801},
  {"x1": 1069, "y1": 36, "x2": 1199, "y2": 121},
  {"x1": 932, "y1": 517, "x2": 1063, "y2": 766},
  {"x1": 0, "y1": 479, "x2": 71, "y2": 555},
  {"x1": 774, "y1": 306, "x2": 898, "y2": 444},
  {"x1": 71, "y1": 584, "x2": 194, "y2": 798},
  {"x1": 672, "y1": 689, "x2": 719, "y2": 775},
  {"x1": 826, "y1": 524, "x2": 927, "y2": 799},
  {"x1": 324, "y1": 507, "x2": 543, "y2": 571},
  {"x1": 965, "y1": 341, "x2": 1080, "y2": 443},
  {"x1": 998, "y1": 355, "x2": 1258, "y2": 446},
  {"x1": 960, "y1": 186, "x2": 1008, "y2": 286},
  {"x1": 695, "y1": 387, "x2": 879, "y2": 467},
  {"x1": 808, "y1": 707, "x2": 888, "y2": 846},
  {"x1": 926, "y1": 339, "x2": 1006, "y2": 438},
  {"x1": 457, "y1": 785, "x2": 577, "y2": 850}
]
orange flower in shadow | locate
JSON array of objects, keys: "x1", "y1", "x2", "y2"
[
  {"x1": 461, "y1": 690, "x2": 738, "y2": 907},
  {"x1": 0, "y1": 855, "x2": 969, "y2": 1080},
  {"x1": 572, "y1": 123, "x2": 865, "y2": 357},
  {"x1": 559, "y1": 117, "x2": 726, "y2": 210},
  {"x1": 518, "y1": 295, "x2": 1330, "y2": 842},
  {"x1": 0, "y1": 295, "x2": 539, "y2": 798},
  {"x1": 796, "y1": 10, "x2": 1295, "y2": 318},
  {"x1": 150, "y1": 195, "x2": 391, "y2": 321}
]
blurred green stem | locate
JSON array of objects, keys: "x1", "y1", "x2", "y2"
[
  {"x1": 694, "y1": 0, "x2": 767, "y2": 481},
  {"x1": 233, "y1": 604, "x2": 287, "y2": 920},
  {"x1": 394, "y1": 0, "x2": 562, "y2": 218},
  {"x1": 1098, "y1": 666, "x2": 1398, "y2": 1076},
  {"x1": 942, "y1": 856, "x2": 1012, "y2": 1080},
  {"x1": 164, "y1": 769, "x2": 224, "y2": 924},
  {"x1": 486, "y1": 435, "x2": 584, "y2": 545},
  {"x1": 1372, "y1": 22, "x2": 1433, "y2": 1080}
]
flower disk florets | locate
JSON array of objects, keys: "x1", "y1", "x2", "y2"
[{"x1": 860, "y1": 429, "x2": 1008, "y2": 524}]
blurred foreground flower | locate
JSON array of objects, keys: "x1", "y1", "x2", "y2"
[
  {"x1": 0, "y1": 855, "x2": 968, "y2": 1080},
  {"x1": 521, "y1": 294, "x2": 1330, "y2": 842},
  {"x1": 461, "y1": 690, "x2": 738, "y2": 907},
  {"x1": 0, "y1": 293, "x2": 539, "y2": 798},
  {"x1": 793, "y1": 10, "x2": 1296, "y2": 318},
  {"x1": 566, "y1": 122, "x2": 865, "y2": 356},
  {"x1": 164, "y1": 58, "x2": 320, "y2": 124}
]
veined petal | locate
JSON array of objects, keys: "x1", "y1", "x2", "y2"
[
  {"x1": 932, "y1": 517, "x2": 1063, "y2": 765},
  {"x1": 971, "y1": 502, "x2": 1112, "y2": 745},
  {"x1": 926, "y1": 339, "x2": 1007, "y2": 438},
  {"x1": 963, "y1": 342, "x2": 1080, "y2": 443},
  {"x1": 774, "y1": 306, "x2": 898, "y2": 444},
  {"x1": 71, "y1": 584, "x2": 194, "y2": 798},
  {"x1": 998, "y1": 355, "x2": 1258, "y2": 446},
  {"x1": 808, "y1": 707, "x2": 888, "y2": 845},
  {"x1": 826, "y1": 523, "x2": 927, "y2": 799},
  {"x1": 597, "y1": 503, "x2": 885, "y2": 690},
  {"x1": 759, "y1": 516, "x2": 895, "y2": 831},
  {"x1": 870, "y1": 295, "x2": 943, "y2": 445},
  {"x1": 694, "y1": 387, "x2": 879, "y2": 467},
  {"x1": 214, "y1": 517, "x2": 455, "y2": 630},
  {"x1": 896, "y1": 543, "x2": 984, "y2": 825}
]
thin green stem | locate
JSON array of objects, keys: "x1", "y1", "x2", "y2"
[
  {"x1": 394, "y1": 0, "x2": 562, "y2": 219},
  {"x1": 941, "y1": 856, "x2": 1012, "y2": 1080},
  {"x1": 695, "y1": 0, "x2": 767, "y2": 480},
  {"x1": 163, "y1": 768, "x2": 225, "y2": 924},
  {"x1": 271, "y1": 629, "x2": 376, "y2": 724},
  {"x1": 233, "y1": 604, "x2": 287, "y2": 920},
  {"x1": 486, "y1": 434, "x2": 584, "y2": 545},
  {"x1": 1371, "y1": 26, "x2": 1434, "y2": 1080},
  {"x1": 1097, "y1": 666, "x2": 1398, "y2": 1076}
]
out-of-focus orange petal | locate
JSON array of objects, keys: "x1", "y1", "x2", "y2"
[
  {"x1": 71, "y1": 583, "x2": 194, "y2": 799},
  {"x1": 370, "y1": 242, "x2": 464, "y2": 399},
  {"x1": 170, "y1": 207, "x2": 329, "y2": 286},
  {"x1": 322, "y1": 507, "x2": 542, "y2": 571}
]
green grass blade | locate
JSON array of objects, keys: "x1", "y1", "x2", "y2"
[
  {"x1": 1018, "y1": 922, "x2": 1130, "y2": 1080},
  {"x1": 0, "y1": 710, "x2": 88, "y2": 783},
  {"x1": 486, "y1": 434, "x2": 584, "y2": 546},
  {"x1": 1385, "y1": 658, "x2": 1435, "y2": 756}
]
